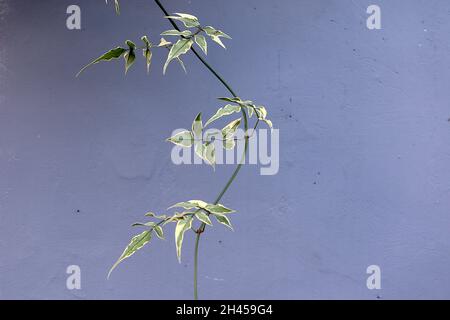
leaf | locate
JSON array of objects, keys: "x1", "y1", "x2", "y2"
[
  {"x1": 141, "y1": 35, "x2": 152, "y2": 48},
  {"x1": 194, "y1": 141, "x2": 205, "y2": 162},
  {"x1": 195, "y1": 211, "x2": 212, "y2": 226},
  {"x1": 255, "y1": 106, "x2": 268, "y2": 119},
  {"x1": 141, "y1": 36, "x2": 152, "y2": 73},
  {"x1": 132, "y1": 221, "x2": 156, "y2": 227},
  {"x1": 166, "y1": 130, "x2": 193, "y2": 147},
  {"x1": 205, "y1": 104, "x2": 241, "y2": 127},
  {"x1": 175, "y1": 216, "x2": 193, "y2": 262},
  {"x1": 144, "y1": 212, "x2": 167, "y2": 219},
  {"x1": 263, "y1": 119, "x2": 273, "y2": 130},
  {"x1": 161, "y1": 30, "x2": 192, "y2": 37},
  {"x1": 174, "y1": 13, "x2": 199, "y2": 20},
  {"x1": 204, "y1": 141, "x2": 216, "y2": 167},
  {"x1": 114, "y1": 0, "x2": 120, "y2": 14},
  {"x1": 169, "y1": 200, "x2": 208, "y2": 210},
  {"x1": 143, "y1": 48, "x2": 152, "y2": 74},
  {"x1": 218, "y1": 97, "x2": 242, "y2": 103},
  {"x1": 192, "y1": 113, "x2": 203, "y2": 138},
  {"x1": 205, "y1": 204, "x2": 235, "y2": 214},
  {"x1": 223, "y1": 138, "x2": 235, "y2": 150},
  {"x1": 76, "y1": 47, "x2": 126, "y2": 77},
  {"x1": 203, "y1": 26, "x2": 231, "y2": 49},
  {"x1": 154, "y1": 226, "x2": 164, "y2": 240},
  {"x1": 163, "y1": 38, "x2": 193, "y2": 74},
  {"x1": 222, "y1": 118, "x2": 241, "y2": 140},
  {"x1": 124, "y1": 40, "x2": 136, "y2": 74},
  {"x1": 203, "y1": 26, "x2": 232, "y2": 39},
  {"x1": 108, "y1": 230, "x2": 151, "y2": 278},
  {"x1": 213, "y1": 214, "x2": 233, "y2": 230},
  {"x1": 158, "y1": 38, "x2": 172, "y2": 47},
  {"x1": 165, "y1": 13, "x2": 200, "y2": 28},
  {"x1": 194, "y1": 35, "x2": 207, "y2": 55}
]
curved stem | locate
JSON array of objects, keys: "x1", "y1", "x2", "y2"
[
  {"x1": 193, "y1": 229, "x2": 200, "y2": 300},
  {"x1": 154, "y1": 0, "x2": 253, "y2": 300}
]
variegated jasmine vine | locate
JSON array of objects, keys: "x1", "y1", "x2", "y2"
[{"x1": 80, "y1": 0, "x2": 273, "y2": 300}]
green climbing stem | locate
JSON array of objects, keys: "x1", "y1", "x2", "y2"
[{"x1": 154, "y1": 0, "x2": 253, "y2": 300}]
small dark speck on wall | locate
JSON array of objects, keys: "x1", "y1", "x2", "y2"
[{"x1": 76, "y1": 209, "x2": 80, "y2": 213}]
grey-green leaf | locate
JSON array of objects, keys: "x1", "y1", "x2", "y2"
[
  {"x1": 141, "y1": 35, "x2": 152, "y2": 48},
  {"x1": 124, "y1": 40, "x2": 136, "y2": 74},
  {"x1": 223, "y1": 138, "x2": 235, "y2": 150},
  {"x1": 169, "y1": 200, "x2": 208, "y2": 210},
  {"x1": 222, "y1": 118, "x2": 241, "y2": 140},
  {"x1": 194, "y1": 35, "x2": 208, "y2": 55},
  {"x1": 132, "y1": 221, "x2": 156, "y2": 227},
  {"x1": 165, "y1": 13, "x2": 200, "y2": 28},
  {"x1": 175, "y1": 216, "x2": 193, "y2": 262},
  {"x1": 192, "y1": 113, "x2": 203, "y2": 138},
  {"x1": 77, "y1": 47, "x2": 126, "y2": 77},
  {"x1": 203, "y1": 141, "x2": 216, "y2": 168},
  {"x1": 143, "y1": 48, "x2": 152, "y2": 74},
  {"x1": 205, "y1": 204, "x2": 235, "y2": 214},
  {"x1": 154, "y1": 226, "x2": 164, "y2": 240},
  {"x1": 167, "y1": 130, "x2": 194, "y2": 147},
  {"x1": 213, "y1": 214, "x2": 233, "y2": 230},
  {"x1": 108, "y1": 230, "x2": 151, "y2": 278},
  {"x1": 203, "y1": 26, "x2": 231, "y2": 48},
  {"x1": 161, "y1": 29, "x2": 192, "y2": 37},
  {"x1": 144, "y1": 212, "x2": 167, "y2": 219},
  {"x1": 195, "y1": 211, "x2": 212, "y2": 226},
  {"x1": 205, "y1": 104, "x2": 241, "y2": 127},
  {"x1": 163, "y1": 38, "x2": 193, "y2": 74}
]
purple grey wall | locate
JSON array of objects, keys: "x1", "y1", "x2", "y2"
[{"x1": 1, "y1": 0, "x2": 450, "y2": 299}]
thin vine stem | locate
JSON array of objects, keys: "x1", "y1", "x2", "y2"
[{"x1": 154, "y1": 0, "x2": 256, "y2": 300}]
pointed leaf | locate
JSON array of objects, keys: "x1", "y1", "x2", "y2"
[
  {"x1": 192, "y1": 113, "x2": 203, "y2": 138},
  {"x1": 213, "y1": 214, "x2": 233, "y2": 230},
  {"x1": 175, "y1": 216, "x2": 193, "y2": 262},
  {"x1": 161, "y1": 30, "x2": 192, "y2": 37},
  {"x1": 158, "y1": 38, "x2": 172, "y2": 47},
  {"x1": 169, "y1": 200, "x2": 208, "y2": 210},
  {"x1": 195, "y1": 211, "x2": 212, "y2": 226},
  {"x1": 205, "y1": 104, "x2": 241, "y2": 127},
  {"x1": 132, "y1": 221, "x2": 156, "y2": 227},
  {"x1": 124, "y1": 40, "x2": 136, "y2": 74},
  {"x1": 154, "y1": 226, "x2": 164, "y2": 240},
  {"x1": 143, "y1": 48, "x2": 152, "y2": 74},
  {"x1": 223, "y1": 138, "x2": 235, "y2": 150},
  {"x1": 163, "y1": 38, "x2": 193, "y2": 74},
  {"x1": 204, "y1": 141, "x2": 216, "y2": 168},
  {"x1": 77, "y1": 47, "x2": 126, "y2": 77},
  {"x1": 108, "y1": 230, "x2": 151, "y2": 278},
  {"x1": 205, "y1": 204, "x2": 235, "y2": 214},
  {"x1": 194, "y1": 35, "x2": 207, "y2": 55},
  {"x1": 167, "y1": 130, "x2": 193, "y2": 147},
  {"x1": 203, "y1": 26, "x2": 231, "y2": 48},
  {"x1": 144, "y1": 212, "x2": 167, "y2": 219},
  {"x1": 222, "y1": 118, "x2": 241, "y2": 140},
  {"x1": 141, "y1": 35, "x2": 152, "y2": 48},
  {"x1": 165, "y1": 13, "x2": 200, "y2": 28}
]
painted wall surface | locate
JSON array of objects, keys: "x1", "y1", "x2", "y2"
[{"x1": 1, "y1": 0, "x2": 449, "y2": 299}]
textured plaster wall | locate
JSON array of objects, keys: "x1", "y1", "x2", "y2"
[{"x1": 0, "y1": 0, "x2": 450, "y2": 299}]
